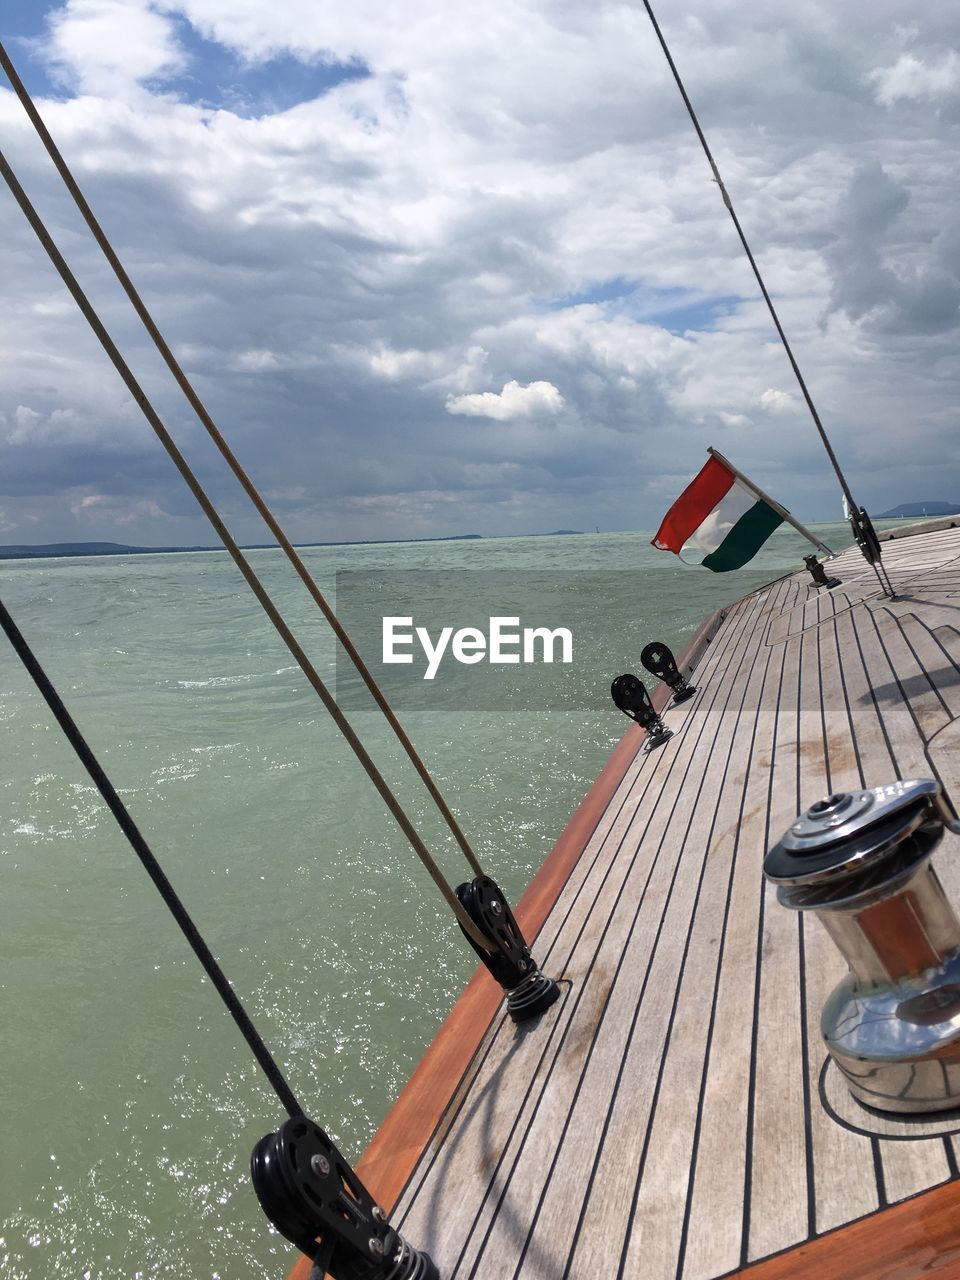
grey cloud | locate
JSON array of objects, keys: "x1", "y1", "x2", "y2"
[{"x1": 824, "y1": 163, "x2": 960, "y2": 334}]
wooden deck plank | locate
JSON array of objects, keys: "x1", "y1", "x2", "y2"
[
  {"x1": 449, "y1": 597, "x2": 770, "y2": 1275},
  {"x1": 743, "y1": 626, "x2": 811, "y2": 1265},
  {"x1": 896, "y1": 613, "x2": 960, "y2": 721},
  {"x1": 681, "y1": 642, "x2": 790, "y2": 1278},
  {"x1": 393, "y1": 598, "x2": 765, "y2": 1267},
  {"x1": 383, "y1": 610, "x2": 750, "y2": 1236},
  {"x1": 618, "y1": 637, "x2": 780, "y2": 1279},
  {"x1": 567, "y1": 596, "x2": 775, "y2": 1280}
]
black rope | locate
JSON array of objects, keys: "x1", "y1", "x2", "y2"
[
  {"x1": 641, "y1": 0, "x2": 861, "y2": 517},
  {"x1": 0, "y1": 594, "x2": 303, "y2": 1120}
]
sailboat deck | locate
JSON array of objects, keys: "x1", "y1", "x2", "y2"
[{"x1": 383, "y1": 522, "x2": 960, "y2": 1280}]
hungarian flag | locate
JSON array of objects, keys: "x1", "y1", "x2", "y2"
[{"x1": 652, "y1": 453, "x2": 784, "y2": 572}]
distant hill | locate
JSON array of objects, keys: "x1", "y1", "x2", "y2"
[
  {"x1": 876, "y1": 501, "x2": 960, "y2": 519},
  {"x1": 0, "y1": 541, "x2": 209, "y2": 560},
  {"x1": 0, "y1": 534, "x2": 485, "y2": 561},
  {"x1": 0, "y1": 529, "x2": 605, "y2": 561}
]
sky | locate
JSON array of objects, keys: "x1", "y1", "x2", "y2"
[{"x1": 0, "y1": 1, "x2": 958, "y2": 545}]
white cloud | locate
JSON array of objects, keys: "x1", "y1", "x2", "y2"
[
  {"x1": 368, "y1": 345, "x2": 442, "y2": 381},
  {"x1": 445, "y1": 380, "x2": 564, "y2": 421},
  {"x1": 231, "y1": 348, "x2": 281, "y2": 372},
  {"x1": 69, "y1": 493, "x2": 167, "y2": 524},
  {"x1": 760, "y1": 389, "x2": 797, "y2": 414},
  {"x1": 45, "y1": 0, "x2": 186, "y2": 94},
  {"x1": 869, "y1": 51, "x2": 960, "y2": 105}
]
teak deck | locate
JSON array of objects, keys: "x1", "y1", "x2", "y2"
[{"x1": 295, "y1": 521, "x2": 960, "y2": 1280}]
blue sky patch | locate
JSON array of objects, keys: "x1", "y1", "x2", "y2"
[
  {"x1": 543, "y1": 278, "x2": 742, "y2": 334},
  {"x1": 554, "y1": 276, "x2": 638, "y2": 308},
  {"x1": 0, "y1": 2, "x2": 60, "y2": 98},
  {"x1": 156, "y1": 14, "x2": 369, "y2": 116},
  {"x1": 648, "y1": 292, "x2": 742, "y2": 334}
]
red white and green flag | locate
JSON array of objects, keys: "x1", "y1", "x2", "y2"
[{"x1": 652, "y1": 452, "x2": 786, "y2": 572}]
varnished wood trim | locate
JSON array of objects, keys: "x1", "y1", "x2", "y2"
[
  {"x1": 286, "y1": 608, "x2": 727, "y2": 1279},
  {"x1": 729, "y1": 1177, "x2": 960, "y2": 1279}
]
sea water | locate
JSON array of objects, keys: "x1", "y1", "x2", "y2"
[{"x1": 0, "y1": 522, "x2": 868, "y2": 1277}]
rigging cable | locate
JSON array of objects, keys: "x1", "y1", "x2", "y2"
[
  {"x1": 640, "y1": 1, "x2": 896, "y2": 599},
  {"x1": 0, "y1": 39, "x2": 484, "y2": 882},
  {"x1": 0, "y1": 595, "x2": 304, "y2": 1120},
  {"x1": 0, "y1": 144, "x2": 493, "y2": 956}
]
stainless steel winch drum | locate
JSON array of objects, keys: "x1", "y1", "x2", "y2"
[{"x1": 764, "y1": 779, "x2": 960, "y2": 1114}]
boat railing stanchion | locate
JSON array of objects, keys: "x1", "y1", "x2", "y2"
[
  {"x1": 251, "y1": 1118, "x2": 439, "y2": 1280},
  {"x1": 454, "y1": 876, "x2": 561, "y2": 1022},
  {"x1": 610, "y1": 673, "x2": 673, "y2": 751}
]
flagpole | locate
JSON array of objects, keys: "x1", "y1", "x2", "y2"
[{"x1": 708, "y1": 447, "x2": 835, "y2": 558}]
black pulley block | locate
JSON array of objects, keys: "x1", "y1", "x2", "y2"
[
  {"x1": 251, "y1": 1116, "x2": 438, "y2": 1280},
  {"x1": 610, "y1": 673, "x2": 672, "y2": 748},
  {"x1": 455, "y1": 875, "x2": 560, "y2": 1022},
  {"x1": 640, "y1": 641, "x2": 696, "y2": 704}
]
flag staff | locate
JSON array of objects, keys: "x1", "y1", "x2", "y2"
[{"x1": 707, "y1": 447, "x2": 835, "y2": 559}]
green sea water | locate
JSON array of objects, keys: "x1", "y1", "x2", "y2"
[{"x1": 0, "y1": 521, "x2": 873, "y2": 1278}]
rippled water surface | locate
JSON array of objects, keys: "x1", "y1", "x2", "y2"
[{"x1": 0, "y1": 523, "x2": 869, "y2": 1277}]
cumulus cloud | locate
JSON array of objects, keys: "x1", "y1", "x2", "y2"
[
  {"x1": 45, "y1": 0, "x2": 187, "y2": 94},
  {"x1": 445, "y1": 380, "x2": 564, "y2": 421}
]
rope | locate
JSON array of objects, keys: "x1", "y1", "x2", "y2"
[
  {"x1": 640, "y1": 0, "x2": 862, "y2": 518},
  {"x1": 0, "y1": 39, "x2": 483, "y2": 883},
  {"x1": 0, "y1": 595, "x2": 304, "y2": 1118},
  {"x1": 0, "y1": 145, "x2": 493, "y2": 955}
]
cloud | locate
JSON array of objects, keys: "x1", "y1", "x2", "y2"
[
  {"x1": 45, "y1": 0, "x2": 187, "y2": 94},
  {"x1": 824, "y1": 163, "x2": 960, "y2": 335},
  {"x1": 445, "y1": 379, "x2": 564, "y2": 421},
  {"x1": 12, "y1": 405, "x2": 42, "y2": 437},
  {"x1": 760, "y1": 389, "x2": 797, "y2": 414},
  {"x1": 869, "y1": 51, "x2": 960, "y2": 105},
  {"x1": 69, "y1": 492, "x2": 169, "y2": 524}
]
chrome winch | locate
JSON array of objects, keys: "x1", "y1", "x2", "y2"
[{"x1": 765, "y1": 779, "x2": 960, "y2": 1114}]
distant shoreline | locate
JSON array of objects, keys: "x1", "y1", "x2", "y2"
[{"x1": 0, "y1": 531, "x2": 588, "y2": 562}]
